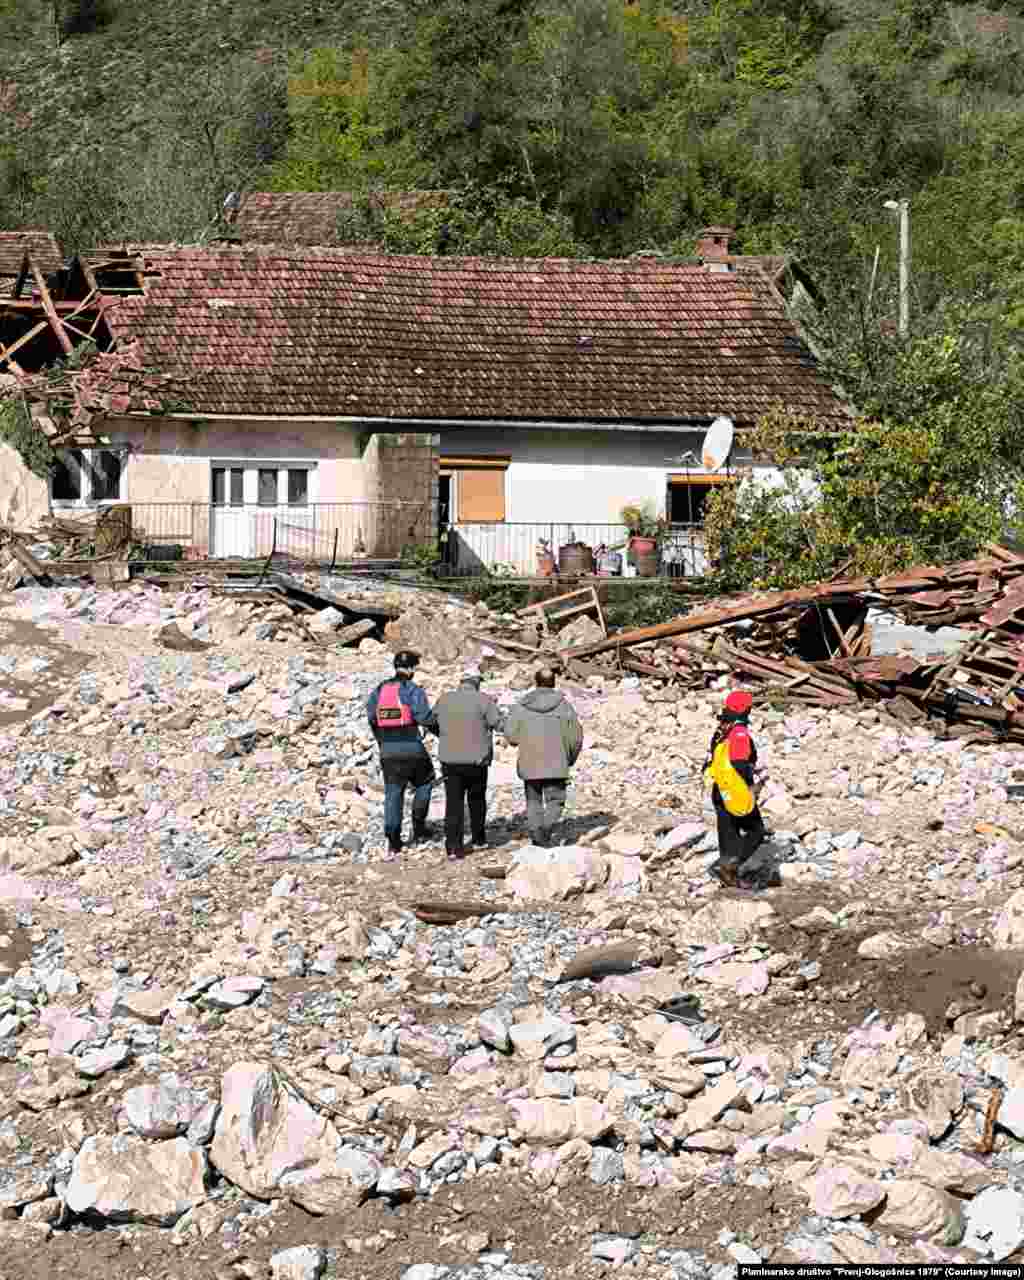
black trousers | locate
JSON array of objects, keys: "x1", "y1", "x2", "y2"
[
  {"x1": 442, "y1": 762, "x2": 488, "y2": 849},
  {"x1": 715, "y1": 804, "x2": 766, "y2": 867}
]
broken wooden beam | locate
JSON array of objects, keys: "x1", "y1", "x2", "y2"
[
  {"x1": 30, "y1": 259, "x2": 74, "y2": 356},
  {"x1": 7, "y1": 539, "x2": 53, "y2": 587}
]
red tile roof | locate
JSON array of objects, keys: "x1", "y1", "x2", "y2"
[
  {"x1": 106, "y1": 246, "x2": 849, "y2": 425},
  {"x1": 0, "y1": 230, "x2": 62, "y2": 279},
  {"x1": 233, "y1": 191, "x2": 451, "y2": 246}
]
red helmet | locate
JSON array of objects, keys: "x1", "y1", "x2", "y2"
[{"x1": 725, "y1": 690, "x2": 753, "y2": 714}]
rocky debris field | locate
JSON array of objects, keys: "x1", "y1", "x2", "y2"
[{"x1": 6, "y1": 576, "x2": 1024, "y2": 1279}]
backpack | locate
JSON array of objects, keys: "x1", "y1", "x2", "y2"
[
  {"x1": 705, "y1": 737, "x2": 755, "y2": 817},
  {"x1": 375, "y1": 681, "x2": 414, "y2": 729}
]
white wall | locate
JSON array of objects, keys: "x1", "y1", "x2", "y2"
[
  {"x1": 438, "y1": 425, "x2": 772, "y2": 574},
  {"x1": 439, "y1": 426, "x2": 716, "y2": 525}
]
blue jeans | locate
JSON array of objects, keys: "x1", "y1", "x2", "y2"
[{"x1": 382, "y1": 754, "x2": 434, "y2": 839}]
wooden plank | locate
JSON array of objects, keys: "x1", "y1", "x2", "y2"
[
  {"x1": 7, "y1": 540, "x2": 53, "y2": 586},
  {"x1": 0, "y1": 319, "x2": 49, "y2": 365},
  {"x1": 564, "y1": 586, "x2": 826, "y2": 660},
  {"x1": 826, "y1": 608, "x2": 853, "y2": 657},
  {"x1": 30, "y1": 259, "x2": 74, "y2": 356},
  {"x1": 91, "y1": 561, "x2": 130, "y2": 585}
]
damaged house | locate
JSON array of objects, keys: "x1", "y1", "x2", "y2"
[{"x1": 0, "y1": 234, "x2": 848, "y2": 569}]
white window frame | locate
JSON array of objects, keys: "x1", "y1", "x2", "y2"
[
  {"x1": 51, "y1": 446, "x2": 127, "y2": 508},
  {"x1": 209, "y1": 461, "x2": 319, "y2": 508}
]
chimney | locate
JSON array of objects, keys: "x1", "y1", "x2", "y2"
[{"x1": 696, "y1": 226, "x2": 735, "y2": 260}]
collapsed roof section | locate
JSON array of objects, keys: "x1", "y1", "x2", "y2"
[{"x1": 0, "y1": 247, "x2": 182, "y2": 448}]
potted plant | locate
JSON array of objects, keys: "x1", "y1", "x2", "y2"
[
  {"x1": 620, "y1": 501, "x2": 668, "y2": 555},
  {"x1": 536, "y1": 537, "x2": 556, "y2": 577}
]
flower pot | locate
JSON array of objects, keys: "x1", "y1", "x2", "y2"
[
  {"x1": 629, "y1": 536, "x2": 657, "y2": 555},
  {"x1": 537, "y1": 553, "x2": 556, "y2": 577}
]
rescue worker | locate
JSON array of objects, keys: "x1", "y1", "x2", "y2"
[
  {"x1": 504, "y1": 667, "x2": 583, "y2": 848},
  {"x1": 705, "y1": 689, "x2": 766, "y2": 888},
  {"x1": 366, "y1": 650, "x2": 438, "y2": 854},
  {"x1": 433, "y1": 665, "x2": 504, "y2": 860}
]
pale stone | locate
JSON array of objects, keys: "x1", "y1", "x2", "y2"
[
  {"x1": 112, "y1": 987, "x2": 175, "y2": 1024},
  {"x1": 509, "y1": 1015, "x2": 576, "y2": 1060},
  {"x1": 803, "y1": 1163, "x2": 886, "y2": 1219},
  {"x1": 678, "y1": 1074, "x2": 744, "y2": 1133},
  {"x1": 652, "y1": 1023, "x2": 704, "y2": 1057},
  {"x1": 510, "y1": 1097, "x2": 613, "y2": 1145},
  {"x1": 735, "y1": 963, "x2": 770, "y2": 997},
  {"x1": 840, "y1": 1047, "x2": 902, "y2": 1091},
  {"x1": 0, "y1": 1171, "x2": 54, "y2": 1216},
  {"x1": 857, "y1": 932, "x2": 913, "y2": 959},
  {"x1": 271, "y1": 1246, "x2": 327, "y2": 1280},
  {"x1": 123, "y1": 1082, "x2": 198, "y2": 1139},
  {"x1": 963, "y1": 1187, "x2": 1024, "y2": 1260},
  {"x1": 994, "y1": 889, "x2": 1024, "y2": 949},
  {"x1": 683, "y1": 899, "x2": 775, "y2": 946},
  {"x1": 602, "y1": 853, "x2": 648, "y2": 892},
  {"x1": 210, "y1": 1062, "x2": 377, "y2": 1212},
  {"x1": 682, "y1": 1129, "x2": 735, "y2": 1154},
  {"x1": 873, "y1": 1180, "x2": 964, "y2": 1244},
  {"x1": 766, "y1": 1122, "x2": 832, "y2": 1160},
  {"x1": 77, "y1": 1042, "x2": 132, "y2": 1078},
  {"x1": 904, "y1": 1071, "x2": 963, "y2": 1140},
  {"x1": 1015, "y1": 971, "x2": 1024, "y2": 1023},
  {"x1": 65, "y1": 1135, "x2": 207, "y2": 1226},
  {"x1": 997, "y1": 1086, "x2": 1024, "y2": 1139},
  {"x1": 506, "y1": 846, "x2": 609, "y2": 902},
  {"x1": 601, "y1": 831, "x2": 645, "y2": 857}
]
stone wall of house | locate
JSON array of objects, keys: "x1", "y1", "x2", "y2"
[
  {"x1": 0, "y1": 441, "x2": 50, "y2": 530},
  {"x1": 361, "y1": 432, "x2": 439, "y2": 557}
]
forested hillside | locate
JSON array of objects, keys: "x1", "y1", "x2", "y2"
[{"x1": 3, "y1": 0, "x2": 1024, "y2": 579}]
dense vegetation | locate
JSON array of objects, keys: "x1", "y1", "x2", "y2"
[{"x1": 3, "y1": 0, "x2": 1024, "y2": 583}]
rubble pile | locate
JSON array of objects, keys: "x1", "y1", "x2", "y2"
[
  {"x1": 5, "y1": 567, "x2": 1024, "y2": 1277},
  {"x1": 558, "y1": 546, "x2": 1024, "y2": 744}
]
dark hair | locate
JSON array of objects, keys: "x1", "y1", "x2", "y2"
[{"x1": 535, "y1": 667, "x2": 556, "y2": 688}]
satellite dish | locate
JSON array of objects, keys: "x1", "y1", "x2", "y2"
[{"x1": 701, "y1": 415, "x2": 734, "y2": 470}]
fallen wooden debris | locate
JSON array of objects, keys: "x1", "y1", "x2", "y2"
[
  {"x1": 518, "y1": 585, "x2": 605, "y2": 637},
  {"x1": 552, "y1": 547, "x2": 1024, "y2": 738},
  {"x1": 412, "y1": 901, "x2": 502, "y2": 925},
  {"x1": 978, "y1": 1087, "x2": 1003, "y2": 1156}
]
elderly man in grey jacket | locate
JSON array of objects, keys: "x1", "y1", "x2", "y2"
[
  {"x1": 504, "y1": 667, "x2": 583, "y2": 848},
  {"x1": 434, "y1": 666, "x2": 504, "y2": 860}
]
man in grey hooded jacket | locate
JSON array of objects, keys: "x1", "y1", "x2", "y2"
[{"x1": 503, "y1": 667, "x2": 583, "y2": 847}]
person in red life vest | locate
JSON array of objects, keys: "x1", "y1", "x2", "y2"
[
  {"x1": 366, "y1": 650, "x2": 439, "y2": 855},
  {"x1": 706, "y1": 689, "x2": 766, "y2": 888}
]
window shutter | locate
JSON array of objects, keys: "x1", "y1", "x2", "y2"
[
  {"x1": 441, "y1": 457, "x2": 509, "y2": 524},
  {"x1": 457, "y1": 468, "x2": 506, "y2": 522}
]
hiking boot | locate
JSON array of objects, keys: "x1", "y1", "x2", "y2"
[
  {"x1": 468, "y1": 832, "x2": 487, "y2": 849},
  {"x1": 386, "y1": 833, "x2": 402, "y2": 855},
  {"x1": 446, "y1": 845, "x2": 466, "y2": 861},
  {"x1": 708, "y1": 859, "x2": 740, "y2": 887}
]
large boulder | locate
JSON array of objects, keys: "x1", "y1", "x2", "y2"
[
  {"x1": 210, "y1": 1062, "x2": 379, "y2": 1214},
  {"x1": 507, "y1": 846, "x2": 609, "y2": 902},
  {"x1": 65, "y1": 1135, "x2": 207, "y2": 1226},
  {"x1": 509, "y1": 1097, "x2": 613, "y2": 1145},
  {"x1": 872, "y1": 1180, "x2": 965, "y2": 1244},
  {"x1": 803, "y1": 1163, "x2": 886, "y2": 1219},
  {"x1": 123, "y1": 1081, "x2": 200, "y2": 1139},
  {"x1": 682, "y1": 898, "x2": 775, "y2": 946}
]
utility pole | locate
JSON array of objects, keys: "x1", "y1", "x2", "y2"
[{"x1": 884, "y1": 198, "x2": 910, "y2": 337}]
